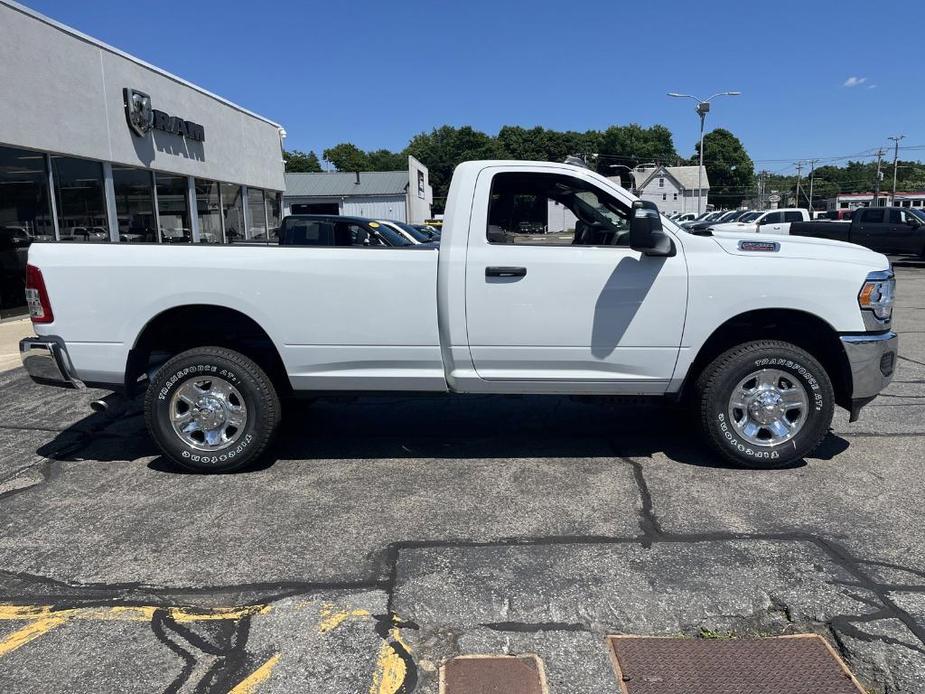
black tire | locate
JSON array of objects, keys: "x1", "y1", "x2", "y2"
[
  {"x1": 144, "y1": 347, "x2": 281, "y2": 473},
  {"x1": 695, "y1": 340, "x2": 834, "y2": 469}
]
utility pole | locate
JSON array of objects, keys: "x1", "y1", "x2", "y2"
[
  {"x1": 806, "y1": 159, "x2": 819, "y2": 213},
  {"x1": 873, "y1": 149, "x2": 884, "y2": 207},
  {"x1": 794, "y1": 161, "x2": 803, "y2": 208},
  {"x1": 889, "y1": 135, "x2": 905, "y2": 205}
]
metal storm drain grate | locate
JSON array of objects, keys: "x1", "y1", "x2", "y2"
[
  {"x1": 440, "y1": 654, "x2": 548, "y2": 694},
  {"x1": 608, "y1": 635, "x2": 864, "y2": 694}
]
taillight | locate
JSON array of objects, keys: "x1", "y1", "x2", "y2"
[{"x1": 25, "y1": 264, "x2": 54, "y2": 324}]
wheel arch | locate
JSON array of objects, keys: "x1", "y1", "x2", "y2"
[
  {"x1": 682, "y1": 308, "x2": 853, "y2": 409},
  {"x1": 125, "y1": 304, "x2": 290, "y2": 397}
]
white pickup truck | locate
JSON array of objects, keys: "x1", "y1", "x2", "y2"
[
  {"x1": 709, "y1": 208, "x2": 811, "y2": 235},
  {"x1": 20, "y1": 161, "x2": 898, "y2": 472}
]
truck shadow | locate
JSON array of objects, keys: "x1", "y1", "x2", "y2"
[{"x1": 34, "y1": 393, "x2": 849, "y2": 473}]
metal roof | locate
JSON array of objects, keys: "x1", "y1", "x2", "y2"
[
  {"x1": 284, "y1": 171, "x2": 410, "y2": 197},
  {"x1": 1, "y1": 0, "x2": 283, "y2": 129}
]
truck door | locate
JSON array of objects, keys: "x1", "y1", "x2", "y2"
[
  {"x1": 463, "y1": 167, "x2": 687, "y2": 392},
  {"x1": 756, "y1": 211, "x2": 784, "y2": 234},
  {"x1": 855, "y1": 207, "x2": 890, "y2": 252},
  {"x1": 885, "y1": 208, "x2": 921, "y2": 254}
]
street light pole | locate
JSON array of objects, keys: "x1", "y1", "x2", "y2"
[
  {"x1": 697, "y1": 104, "x2": 706, "y2": 215},
  {"x1": 668, "y1": 91, "x2": 740, "y2": 215}
]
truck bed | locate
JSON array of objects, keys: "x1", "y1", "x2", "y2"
[{"x1": 28, "y1": 242, "x2": 445, "y2": 390}]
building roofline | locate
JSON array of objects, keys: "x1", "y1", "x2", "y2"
[{"x1": 1, "y1": 0, "x2": 283, "y2": 130}]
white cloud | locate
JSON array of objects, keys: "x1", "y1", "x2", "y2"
[
  {"x1": 843, "y1": 76, "x2": 868, "y2": 88},
  {"x1": 867, "y1": 84, "x2": 877, "y2": 89}
]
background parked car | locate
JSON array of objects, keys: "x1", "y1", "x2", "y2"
[
  {"x1": 278, "y1": 215, "x2": 415, "y2": 248},
  {"x1": 789, "y1": 205, "x2": 925, "y2": 255},
  {"x1": 375, "y1": 219, "x2": 439, "y2": 245},
  {"x1": 711, "y1": 208, "x2": 809, "y2": 235}
]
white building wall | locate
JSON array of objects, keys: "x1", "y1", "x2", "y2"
[
  {"x1": 406, "y1": 155, "x2": 433, "y2": 223},
  {"x1": 341, "y1": 196, "x2": 408, "y2": 221},
  {"x1": 547, "y1": 200, "x2": 578, "y2": 232},
  {"x1": 638, "y1": 176, "x2": 685, "y2": 215}
]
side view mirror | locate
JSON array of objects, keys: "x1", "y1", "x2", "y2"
[
  {"x1": 630, "y1": 200, "x2": 674, "y2": 256},
  {"x1": 908, "y1": 218, "x2": 921, "y2": 228}
]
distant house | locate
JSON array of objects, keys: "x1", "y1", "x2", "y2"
[
  {"x1": 283, "y1": 156, "x2": 433, "y2": 223},
  {"x1": 629, "y1": 165, "x2": 709, "y2": 215}
]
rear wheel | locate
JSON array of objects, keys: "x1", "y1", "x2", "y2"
[
  {"x1": 144, "y1": 347, "x2": 281, "y2": 473},
  {"x1": 696, "y1": 340, "x2": 834, "y2": 469}
]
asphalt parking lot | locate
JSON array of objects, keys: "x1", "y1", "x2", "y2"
[{"x1": 0, "y1": 259, "x2": 923, "y2": 693}]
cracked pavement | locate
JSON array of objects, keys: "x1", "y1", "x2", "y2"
[{"x1": 0, "y1": 260, "x2": 923, "y2": 692}]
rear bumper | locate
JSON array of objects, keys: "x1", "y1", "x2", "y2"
[
  {"x1": 840, "y1": 331, "x2": 898, "y2": 421},
  {"x1": 19, "y1": 336, "x2": 85, "y2": 389}
]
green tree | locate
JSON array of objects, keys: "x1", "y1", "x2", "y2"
[
  {"x1": 695, "y1": 128, "x2": 754, "y2": 207},
  {"x1": 283, "y1": 149, "x2": 322, "y2": 173},
  {"x1": 367, "y1": 149, "x2": 407, "y2": 171},
  {"x1": 598, "y1": 124, "x2": 677, "y2": 171},
  {"x1": 322, "y1": 143, "x2": 370, "y2": 172}
]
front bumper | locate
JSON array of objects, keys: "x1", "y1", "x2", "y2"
[
  {"x1": 840, "y1": 331, "x2": 898, "y2": 421},
  {"x1": 19, "y1": 337, "x2": 85, "y2": 389}
]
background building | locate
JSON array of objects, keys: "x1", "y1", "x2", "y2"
[
  {"x1": 0, "y1": 0, "x2": 286, "y2": 316},
  {"x1": 283, "y1": 157, "x2": 433, "y2": 223},
  {"x1": 631, "y1": 165, "x2": 710, "y2": 215},
  {"x1": 826, "y1": 192, "x2": 925, "y2": 211}
]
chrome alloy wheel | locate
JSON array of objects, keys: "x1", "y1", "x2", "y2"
[
  {"x1": 728, "y1": 368, "x2": 809, "y2": 447},
  {"x1": 169, "y1": 376, "x2": 247, "y2": 451}
]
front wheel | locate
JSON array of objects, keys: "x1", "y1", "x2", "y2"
[
  {"x1": 696, "y1": 340, "x2": 834, "y2": 469},
  {"x1": 144, "y1": 347, "x2": 281, "y2": 473}
]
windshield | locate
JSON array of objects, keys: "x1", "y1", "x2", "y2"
[
  {"x1": 909, "y1": 208, "x2": 925, "y2": 223},
  {"x1": 381, "y1": 220, "x2": 429, "y2": 243},
  {"x1": 369, "y1": 222, "x2": 413, "y2": 247}
]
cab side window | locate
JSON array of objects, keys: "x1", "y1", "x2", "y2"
[
  {"x1": 487, "y1": 172, "x2": 631, "y2": 246},
  {"x1": 783, "y1": 211, "x2": 803, "y2": 223},
  {"x1": 761, "y1": 211, "x2": 784, "y2": 224},
  {"x1": 860, "y1": 208, "x2": 884, "y2": 224}
]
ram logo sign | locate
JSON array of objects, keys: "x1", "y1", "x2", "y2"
[
  {"x1": 123, "y1": 88, "x2": 206, "y2": 142},
  {"x1": 124, "y1": 88, "x2": 153, "y2": 137}
]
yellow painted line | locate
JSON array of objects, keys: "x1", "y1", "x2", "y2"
[
  {"x1": 369, "y1": 617, "x2": 412, "y2": 694},
  {"x1": 318, "y1": 603, "x2": 371, "y2": 633},
  {"x1": 229, "y1": 653, "x2": 281, "y2": 694},
  {"x1": 0, "y1": 616, "x2": 69, "y2": 656},
  {"x1": 0, "y1": 604, "x2": 269, "y2": 623}
]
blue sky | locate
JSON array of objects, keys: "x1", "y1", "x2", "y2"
[{"x1": 21, "y1": 0, "x2": 925, "y2": 174}]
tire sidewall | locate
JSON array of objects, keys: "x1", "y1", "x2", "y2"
[
  {"x1": 705, "y1": 347, "x2": 833, "y2": 467},
  {"x1": 148, "y1": 355, "x2": 261, "y2": 472}
]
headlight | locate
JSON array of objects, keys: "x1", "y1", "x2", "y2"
[{"x1": 858, "y1": 271, "x2": 895, "y2": 322}]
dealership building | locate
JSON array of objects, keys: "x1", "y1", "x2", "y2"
[{"x1": 0, "y1": 0, "x2": 286, "y2": 315}]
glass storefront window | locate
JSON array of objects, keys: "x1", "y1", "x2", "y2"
[
  {"x1": 247, "y1": 187, "x2": 268, "y2": 243},
  {"x1": 51, "y1": 156, "x2": 108, "y2": 242},
  {"x1": 112, "y1": 166, "x2": 157, "y2": 243},
  {"x1": 221, "y1": 183, "x2": 245, "y2": 244},
  {"x1": 195, "y1": 179, "x2": 223, "y2": 244},
  {"x1": 0, "y1": 146, "x2": 51, "y2": 315},
  {"x1": 155, "y1": 173, "x2": 191, "y2": 244},
  {"x1": 266, "y1": 191, "x2": 281, "y2": 243}
]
